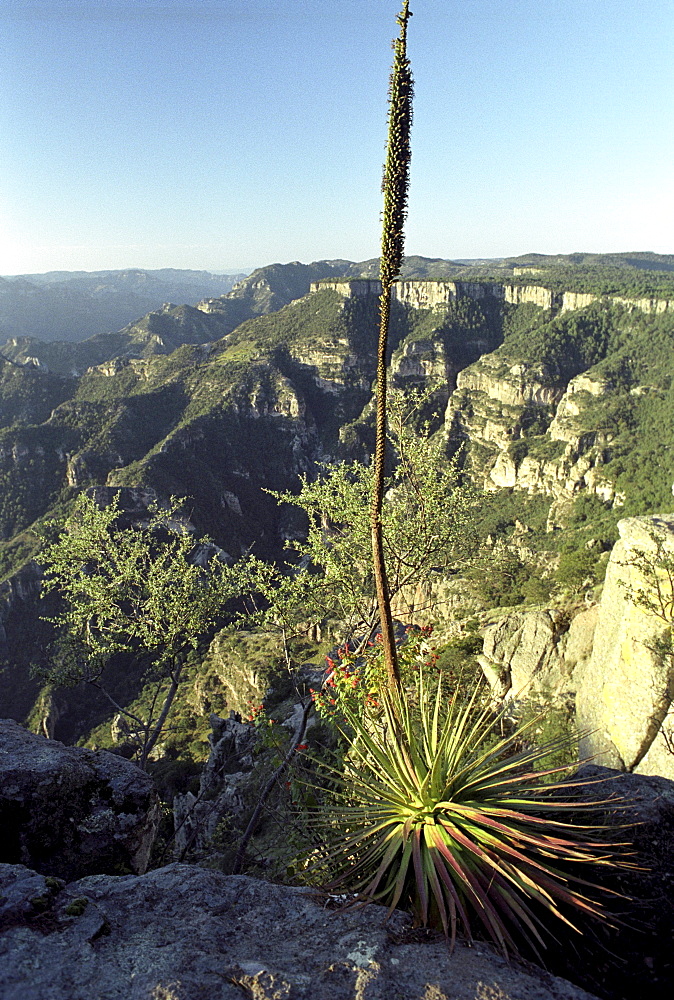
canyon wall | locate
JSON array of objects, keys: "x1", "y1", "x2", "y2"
[{"x1": 310, "y1": 278, "x2": 674, "y2": 316}]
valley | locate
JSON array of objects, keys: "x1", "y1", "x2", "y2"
[
  {"x1": 1, "y1": 251, "x2": 674, "y2": 763},
  {"x1": 2, "y1": 251, "x2": 674, "y2": 999}
]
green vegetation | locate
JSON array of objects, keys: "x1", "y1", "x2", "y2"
[
  {"x1": 470, "y1": 252, "x2": 674, "y2": 298},
  {"x1": 36, "y1": 492, "x2": 246, "y2": 767},
  {"x1": 306, "y1": 657, "x2": 620, "y2": 958},
  {"x1": 249, "y1": 389, "x2": 478, "y2": 646},
  {"x1": 64, "y1": 898, "x2": 89, "y2": 917},
  {"x1": 509, "y1": 264, "x2": 674, "y2": 299}
]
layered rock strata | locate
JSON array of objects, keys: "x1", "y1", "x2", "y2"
[{"x1": 310, "y1": 278, "x2": 674, "y2": 316}]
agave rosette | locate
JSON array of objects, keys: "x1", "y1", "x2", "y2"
[{"x1": 310, "y1": 671, "x2": 625, "y2": 957}]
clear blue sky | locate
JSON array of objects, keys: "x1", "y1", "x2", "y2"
[{"x1": 1, "y1": 0, "x2": 672, "y2": 274}]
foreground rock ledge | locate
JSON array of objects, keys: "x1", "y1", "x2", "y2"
[
  {"x1": 0, "y1": 862, "x2": 597, "y2": 1000},
  {"x1": 0, "y1": 718, "x2": 160, "y2": 880}
]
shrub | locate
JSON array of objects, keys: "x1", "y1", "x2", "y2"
[{"x1": 306, "y1": 667, "x2": 625, "y2": 958}]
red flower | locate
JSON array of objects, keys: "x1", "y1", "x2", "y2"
[{"x1": 296, "y1": 743, "x2": 308, "y2": 750}]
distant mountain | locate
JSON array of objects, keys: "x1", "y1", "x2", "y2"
[
  {"x1": 503, "y1": 251, "x2": 674, "y2": 272},
  {"x1": 1, "y1": 253, "x2": 674, "y2": 747},
  {"x1": 1, "y1": 304, "x2": 238, "y2": 376},
  {"x1": 0, "y1": 261, "x2": 358, "y2": 375},
  {"x1": 0, "y1": 268, "x2": 247, "y2": 344},
  {"x1": 5, "y1": 252, "x2": 674, "y2": 377}
]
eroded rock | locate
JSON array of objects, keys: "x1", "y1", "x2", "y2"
[
  {"x1": 0, "y1": 861, "x2": 599, "y2": 1000},
  {"x1": 479, "y1": 605, "x2": 597, "y2": 708},
  {"x1": 172, "y1": 712, "x2": 258, "y2": 860},
  {"x1": 0, "y1": 719, "x2": 160, "y2": 880},
  {"x1": 576, "y1": 515, "x2": 674, "y2": 777}
]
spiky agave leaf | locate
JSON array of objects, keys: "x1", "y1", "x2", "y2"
[{"x1": 305, "y1": 671, "x2": 630, "y2": 959}]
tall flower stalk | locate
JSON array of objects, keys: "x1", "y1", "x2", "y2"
[{"x1": 372, "y1": 1, "x2": 414, "y2": 693}]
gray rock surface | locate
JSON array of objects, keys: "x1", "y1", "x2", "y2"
[
  {"x1": 576, "y1": 515, "x2": 674, "y2": 777},
  {"x1": 479, "y1": 605, "x2": 596, "y2": 708},
  {"x1": 0, "y1": 718, "x2": 160, "y2": 880},
  {"x1": 173, "y1": 713, "x2": 258, "y2": 859},
  {"x1": 0, "y1": 861, "x2": 599, "y2": 1000}
]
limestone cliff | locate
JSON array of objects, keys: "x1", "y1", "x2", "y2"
[
  {"x1": 474, "y1": 513, "x2": 674, "y2": 783},
  {"x1": 576, "y1": 514, "x2": 674, "y2": 779},
  {"x1": 310, "y1": 276, "x2": 674, "y2": 317},
  {"x1": 444, "y1": 338, "x2": 633, "y2": 506},
  {"x1": 479, "y1": 604, "x2": 597, "y2": 709}
]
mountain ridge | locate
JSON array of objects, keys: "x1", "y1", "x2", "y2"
[
  {"x1": 0, "y1": 268, "x2": 248, "y2": 345},
  {"x1": 1, "y1": 250, "x2": 674, "y2": 750}
]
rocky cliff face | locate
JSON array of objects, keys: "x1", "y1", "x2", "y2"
[
  {"x1": 306, "y1": 279, "x2": 673, "y2": 512},
  {"x1": 311, "y1": 276, "x2": 674, "y2": 317},
  {"x1": 478, "y1": 514, "x2": 674, "y2": 782},
  {"x1": 478, "y1": 604, "x2": 597, "y2": 709},
  {"x1": 444, "y1": 339, "x2": 638, "y2": 508},
  {"x1": 576, "y1": 514, "x2": 674, "y2": 779}
]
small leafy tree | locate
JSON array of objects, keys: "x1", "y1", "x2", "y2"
[
  {"x1": 246, "y1": 389, "x2": 477, "y2": 652},
  {"x1": 38, "y1": 492, "x2": 246, "y2": 768}
]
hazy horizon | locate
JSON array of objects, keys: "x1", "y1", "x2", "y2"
[{"x1": 3, "y1": 249, "x2": 674, "y2": 284}]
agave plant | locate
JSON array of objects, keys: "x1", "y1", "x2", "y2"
[{"x1": 309, "y1": 669, "x2": 625, "y2": 959}]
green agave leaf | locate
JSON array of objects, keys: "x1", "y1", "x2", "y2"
[
  {"x1": 421, "y1": 831, "x2": 450, "y2": 939},
  {"x1": 386, "y1": 836, "x2": 415, "y2": 916},
  {"x1": 436, "y1": 802, "x2": 610, "y2": 855},
  {"x1": 302, "y1": 661, "x2": 628, "y2": 959},
  {"x1": 340, "y1": 704, "x2": 423, "y2": 795}
]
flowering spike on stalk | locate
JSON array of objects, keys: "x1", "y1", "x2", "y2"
[{"x1": 371, "y1": 0, "x2": 414, "y2": 695}]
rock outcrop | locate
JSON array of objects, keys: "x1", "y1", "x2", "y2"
[
  {"x1": 0, "y1": 861, "x2": 600, "y2": 1000},
  {"x1": 444, "y1": 349, "x2": 620, "y2": 502},
  {"x1": 576, "y1": 515, "x2": 674, "y2": 778},
  {"x1": 479, "y1": 605, "x2": 597, "y2": 708},
  {"x1": 310, "y1": 276, "x2": 674, "y2": 317},
  {"x1": 0, "y1": 719, "x2": 160, "y2": 880},
  {"x1": 172, "y1": 713, "x2": 259, "y2": 860},
  {"x1": 478, "y1": 513, "x2": 674, "y2": 783}
]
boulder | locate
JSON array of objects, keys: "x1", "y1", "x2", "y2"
[
  {"x1": 0, "y1": 861, "x2": 600, "y2": 1000},
  {"x1": 0, "y1": 719, "x2": 160, "y2": 880},
  {"x1": 479, "y1": 605, "x2": 596, "y2": 708},
  {"x1": 576, "y1": 515, "x2": 674, "y2": 777}
]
